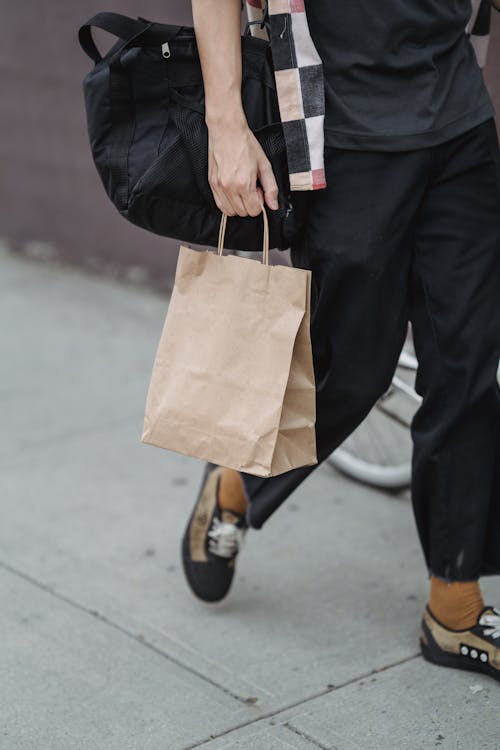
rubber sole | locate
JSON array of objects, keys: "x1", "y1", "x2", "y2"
[{"x1": 420, "y1": 620, "x2": 500, "y2": 683}]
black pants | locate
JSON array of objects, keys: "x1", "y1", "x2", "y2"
[{"x1": 236, "y1": 118, "x2": 500, "y2": 581}]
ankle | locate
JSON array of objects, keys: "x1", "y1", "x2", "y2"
[
  {"x1": 428, "y1": 575, "x2": 484, "y2": 630},
  {"x1": 218, "y1": 467, "x2": 249, "y2": 516}
]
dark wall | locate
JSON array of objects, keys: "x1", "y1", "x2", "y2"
[
  {"x1": 1, "y1": 3, "x2": 500, "y2": 292},
  {"x1": 0, "y1": 1, "x2": 194, "y2": 291}
]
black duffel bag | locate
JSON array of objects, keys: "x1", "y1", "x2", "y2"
[{"x1": 78, "y1": 12, "x2": 307, "y2": 251}]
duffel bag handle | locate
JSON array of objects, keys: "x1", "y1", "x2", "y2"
[{"x1": 78, "y1": 12, "x2": 185, "y2": 64}]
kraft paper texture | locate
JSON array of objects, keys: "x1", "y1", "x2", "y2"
[{"x1": 142, "y1": 245, "x2": 317, "y2": 477}]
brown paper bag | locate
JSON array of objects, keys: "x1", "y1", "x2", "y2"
[{"x1": 141, "y1": 208, "x2": 317, "y2": 477}]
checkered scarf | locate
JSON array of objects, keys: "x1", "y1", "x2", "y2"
[{"x1": 244, "y1": 0, "x2": 494, "y2": 192}]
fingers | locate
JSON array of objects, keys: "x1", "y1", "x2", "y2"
[
  {"x1": 208, "y1": 158, "x2": 243, "y2": 216},
  {"x1": 240, "y1": 184, "x2": 264, "y2": 217},
  {"x1": 210, "y1": 182, "x2": 241, "y2": 216},
  {"x1": 209, "y1": 170, "x2": 264, "y2": 218},
  {"x1": 257, "y1": 156, "x2": 279, "y2": 211},
  {"x1": 208, "y1": 165, "x2": 237, "y2": 216},
  {"x1": 206, "y1": 132, "x2": 279, "y2": 218},
  {"x1": 234, "y1": 191, "x2": 264, "y2": 217}
]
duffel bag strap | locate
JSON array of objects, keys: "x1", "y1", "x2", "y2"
[
  {"x1": 79, "y1": 13, "x2": 149, "y2": 63},
  {"x1": 78, "y1": 12, "x2": 185, "y2": 63}
]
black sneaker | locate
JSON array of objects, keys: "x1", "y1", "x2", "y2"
[
  {"x1": 420, "y1": 605, "x2": 500, "y2": 682},
  {"x1": 181, "y1": 463, "x2": 247, "y2": 602}
]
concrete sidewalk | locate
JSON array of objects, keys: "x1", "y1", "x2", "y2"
[{"x1": 1, "y1": 244, "x2": 498, "y2": 750}]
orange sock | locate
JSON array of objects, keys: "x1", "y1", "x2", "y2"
[
  {"x1": 218, "y1": 467, "x2": 248, "y2": 516},
  {"x1": 428, "y1": 576, "x2": 484, "y2": 630}
]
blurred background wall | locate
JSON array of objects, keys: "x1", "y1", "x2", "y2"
[
  {"x1": 1, "y1": 2, "x2": 499, "y2": 292},
  {"x1": 0, "y1": 1, "x2": 195, "y2": 292}
]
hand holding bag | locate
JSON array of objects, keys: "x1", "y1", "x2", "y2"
[
  {"x1": 78, "y1": 12, "x2": 308, "y2": 252},
  {"x1": 141, "y1": 207, "x2": 317, "y2": 477}
]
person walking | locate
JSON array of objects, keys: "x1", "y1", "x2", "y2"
[{"x1": 182, "y1": 0, "x2": 500, "y2": 682}]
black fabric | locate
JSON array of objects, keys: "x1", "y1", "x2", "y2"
[
  {"x1": 236, "y1": 118, "x2": 500, "y2": 581},
  {"x1": 79, "y1": 13, "x2": 304, "y2": 251},
  {"x1": 79, "y1": 13, "x2": 154, "y2": 63},
  {"x1": 304, "y1": 0, "x2": 494, "y2": 151}
]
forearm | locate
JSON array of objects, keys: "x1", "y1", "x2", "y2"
[{"x1": 191, "y1": 0, "x2": 246, "y2": 129}]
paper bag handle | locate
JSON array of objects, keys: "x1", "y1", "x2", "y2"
[{"x1": 217, "y1": 208, "x2": 269, "y2": 265}]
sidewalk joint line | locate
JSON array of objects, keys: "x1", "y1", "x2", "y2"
[
  {"x1": 0, "y1": 559, "x2": 257, "y2": 705},
  {"x1": 182, "y1": 652, "x2": 421, "y2": 749},
  {"x1": 284, "y1": 723, "x2": 334, "y2": 750},
  {"x1": 0, "y1": 560, "x2": 421, "y2": 750}
]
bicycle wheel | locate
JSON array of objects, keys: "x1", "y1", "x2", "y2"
[{"x1": 327, "y1": 334, "x2": 421, "y2": 490}]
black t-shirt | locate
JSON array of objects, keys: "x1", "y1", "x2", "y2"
[{"x1": 305, "y1": 0, "x2": 494, "y2": 150}]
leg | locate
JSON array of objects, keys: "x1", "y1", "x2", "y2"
[
  {"x1": 410, "y1": 118, "x2": 500, "y2": 582},
  {"x1": 182, "y1": 145, "x2": 432, "y2": 602},
  {"x1": 240, "y1": 145, "x2": 432, "y2": 528}
]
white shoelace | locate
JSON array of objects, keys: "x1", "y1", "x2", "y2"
[
  {"x1": 479, "y1": 608, "x2": 500, "y2": 639},
  {"x1": 207, "y1": 518, "x2": 245, "y2": 559}
]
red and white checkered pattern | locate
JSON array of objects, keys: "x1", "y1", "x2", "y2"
[
  {"x1": 244, "y1": 0, "x2": 494, "y2": 193},
  {"x1": 245, "y1": 0, "x2": 326, "y2": 191}
]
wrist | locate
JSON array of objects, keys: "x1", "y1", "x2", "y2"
[{"x1": 205, "y1": 103, "x2": 247, "y2": 132}]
